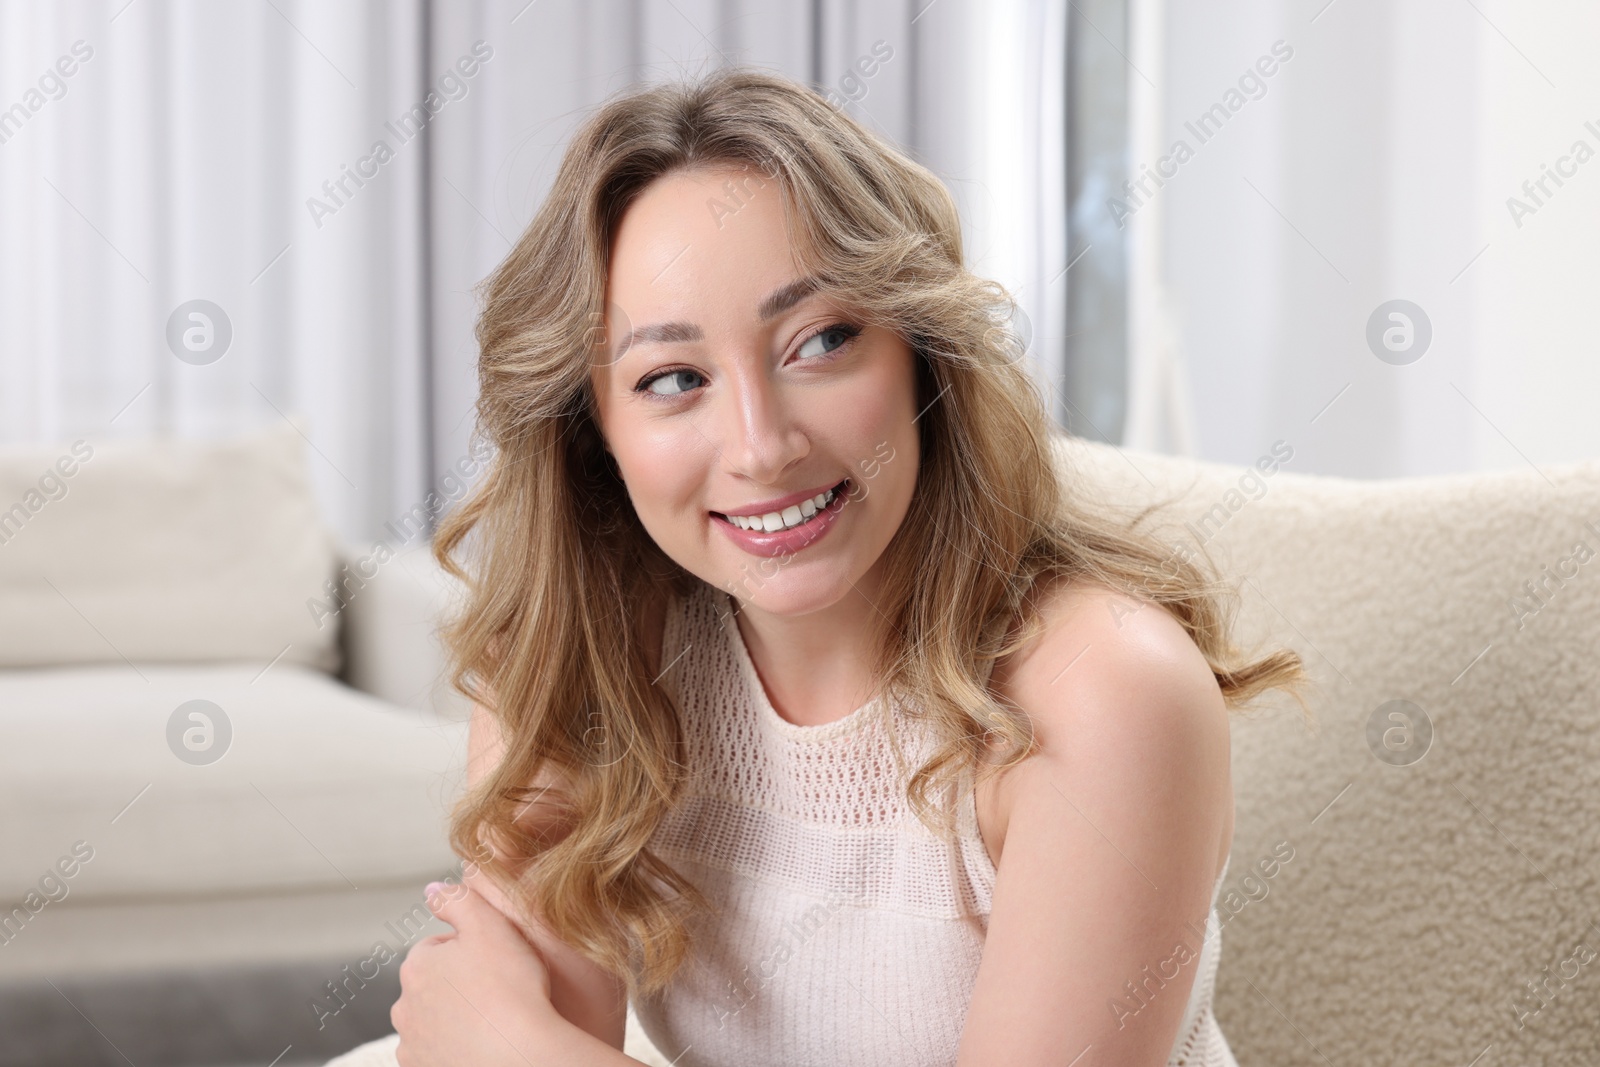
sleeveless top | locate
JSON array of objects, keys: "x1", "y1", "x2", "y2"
[{"x1": 632, "y1": 579, "x2": 1240, "y2": 1067}]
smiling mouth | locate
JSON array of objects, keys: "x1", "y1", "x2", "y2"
[{"x1": 711, "y1": 479, "x2": 850, "y2": 533}]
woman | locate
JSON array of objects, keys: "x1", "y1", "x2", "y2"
[{"x1": 331, "y1": 66, "x2": 1309, "y2": 1067}]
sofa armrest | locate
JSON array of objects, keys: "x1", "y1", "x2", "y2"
[{"x1": 335, "y1": 539, "x2": 473, "y2": 722}]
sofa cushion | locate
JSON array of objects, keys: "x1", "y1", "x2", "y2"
[
  {"x1": 0, "y1": 664, "x2": 467, "y2": 903},
  {"x1": 1051, "y1": 432, "x2": 1600, "y2": 1067},
  {"x1": 0, "y1": 422, "x2": 340, "y2": 671}
]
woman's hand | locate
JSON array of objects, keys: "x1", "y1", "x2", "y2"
[{"x1": 391, "y1": 880, "x2": 564, "y2": 1066}]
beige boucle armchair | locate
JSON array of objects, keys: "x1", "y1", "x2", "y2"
[{"x1": 1047, "y1": 431, "x2": 1600, "y2": 1066}]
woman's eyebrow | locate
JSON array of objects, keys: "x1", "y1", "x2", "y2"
[
  {"x1": 755, "y1": 275, "x2": 821, "y2": 321},
  {"x1": 610, "y1": 275, "x2": 821, "y2": 363}
]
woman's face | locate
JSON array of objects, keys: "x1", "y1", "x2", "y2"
[{"x1": 589, "y1": 163, "x2": 920, "y2": 616}]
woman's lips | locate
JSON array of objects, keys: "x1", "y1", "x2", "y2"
[{"x1": 710, "y1": 479, "x2": 849, "y2": 559}]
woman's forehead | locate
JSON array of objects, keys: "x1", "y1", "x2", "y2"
[{"x1": 606, "y1": 184, "x2": 806, "y2": 333}]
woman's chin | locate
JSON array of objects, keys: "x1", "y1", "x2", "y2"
[{"x1": 717, "y1": 569, "x2": 858, "y2": 617}]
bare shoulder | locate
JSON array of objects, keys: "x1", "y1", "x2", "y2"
[
  {"x1": 959, "y1": 575, "x2": 1237, "y2": 1061},
  {"x1": 989, "y1": 573, "x2": 1225, "y2": 738},
  {"x1": 979, "y1": 574, "x2": 1232, "y2": 865}
]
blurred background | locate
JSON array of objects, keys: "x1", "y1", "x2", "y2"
[
  {"x1": 2, "y1": 2, "x2": 1598, "y2": 1066},
  {"x1": 4, "y1": 0, "x2": 1596, "y2": 549}
]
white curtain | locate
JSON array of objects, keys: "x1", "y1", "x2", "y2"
[
  {"x1": 424, "y1": 0, "x2": 1072, "y2": 482},
  {"x1": 0, "y1": 0, "x2": 1071, "y2": 545},
  {"x1": 1121, "y1": 0, "x2": 1195, "y2": 456},
  {"x1": 0, "y1": 0, "x2": 429, "y2": 547},
  {"x1": 1134, "y1": 0, "x2": 1599, "y2": 475}
]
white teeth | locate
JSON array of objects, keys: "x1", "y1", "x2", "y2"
[{"x1": 727, "y1": 484, "x2": 840, "y2": 533}]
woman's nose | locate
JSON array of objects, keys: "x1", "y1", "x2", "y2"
[{"x1": 714, "y1": 366, "x2": 810, "y2": 484}]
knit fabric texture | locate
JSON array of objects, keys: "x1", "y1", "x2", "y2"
[{"x1": 632, "y1": 579, "x2": 1238, "y2": 1066}]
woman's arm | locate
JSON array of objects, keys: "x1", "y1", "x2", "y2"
[
  {"x1": 395, "y1": 867, "x2": 648, "y2": 1065},
  {"x1": 957, "y1": 580, "x2": 1235, "y2": 1066},
  {"x1": 462, "y1": 697, "x2": 631, "y2": 1050}
]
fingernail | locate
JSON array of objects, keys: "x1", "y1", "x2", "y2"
[{"x1": 424, "y1": 881, "x2": 446, "y2": 900}]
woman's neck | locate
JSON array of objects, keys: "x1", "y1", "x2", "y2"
[{"x1": 727, "y1": 571, "x2": 886, "y2": 728}]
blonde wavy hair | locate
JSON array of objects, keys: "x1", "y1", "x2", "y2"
[{"x1": 432, "y1": 65, "x2": 1311, "y2": 1003}]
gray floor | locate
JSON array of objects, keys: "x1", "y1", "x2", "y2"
[{"x1": 0, "y1": 962, "x2": 397, "y2": 1067}]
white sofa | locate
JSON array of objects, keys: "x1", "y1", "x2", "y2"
[{"x1": 0, "y1": 423, "x2": 475, "y2": 1064}]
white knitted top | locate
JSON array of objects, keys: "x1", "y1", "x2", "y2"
[{"x1": 632, "y1": 580, "x2": 1239, "y2": 1067}]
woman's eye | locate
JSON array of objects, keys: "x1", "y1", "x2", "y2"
[
  {"x1": 641, "y1": 368, "x2": 705, "y2": 397},
  {"x1": 797, "y1": 324, "x2": 860, "y2": 360}
]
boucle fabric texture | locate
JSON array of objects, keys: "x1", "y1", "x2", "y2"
[
  {"x1": 630, "y1": 580, "x2": 1239, "y2": 1066},
  {"x1": 1047, "y1": 431, "x2": 1600, "y2": 1066}
]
